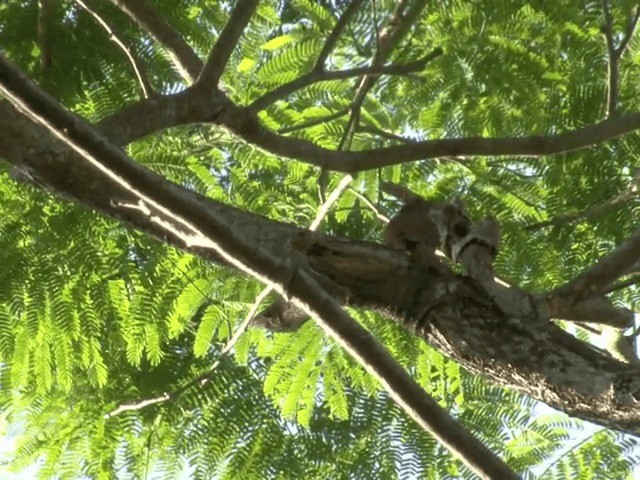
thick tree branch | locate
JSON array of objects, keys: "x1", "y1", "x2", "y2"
[
  {"x1": 76, "y1": 0, "x2": 153, "y2": 98},
  {"x1": 2, "y1": 92, "x2": 640, "y2": 434},
  {"x1": 0, "y1": 53, "x2": 518, "y2": 480},
  {"x1": 114, "y1": 175, "x2": 354, "y2": 403},
  {"x1": 108, "y1": 0, "x2": 202, "y2": 82},
  {"x1": 195, "y1": 0, "x2": 258, "y2": 90}
]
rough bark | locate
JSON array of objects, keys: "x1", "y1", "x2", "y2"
[{"x1": 1, "y1": 100, "x2": 639, "y2": 436}]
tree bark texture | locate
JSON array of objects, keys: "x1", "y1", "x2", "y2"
[{"x1": 0, "y1": 100, "x2": 639, "y2": 436}]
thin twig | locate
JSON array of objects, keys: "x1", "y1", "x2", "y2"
[
  {"x1": 196, "y1": 0, "x2": 258, "y2": 89},
  {"x1": 380, "y1": 181, "x2": 421, "y2": 204},
  {"x1": 347, "y1": 187, "x2": 389, "y2": 222},
  {"x1": 314, "y1": 0, "x2": 366, "y2": 70},
  {"x1": 335, "y1": 0, "x2": 431, "y2": 151},
  {"x1": 106, "y1": 286, "x2": 272, "y2": 418},
  {"x1": 600, "y1": 274, "x2": 640, "y2": 295},
  {"x1": 549, "y1": 228, "x2": 640, "y2": 304},
  {"x1": 615, "y1": 5, "x2": 640, "y2": 57},
  {"x1": 278, "y1": 107, "x2": 350, "y2": 134},
  {"x1": 602, "y1": 0, "x2": 620, "y2": 116},
  {"x1": 371, "y1": 0, "x2": 380, "y2": 48},
  {"x1": 601, "y1": 2, "x2": 640, "y2": 116},
  {"x1": 525, "y1": 185, "x2": 637, "y2": 231},
  {"x1": 357, "y1": 124, "x2": 418, "y2": 144},
  {"x1": 249, "y1": 48, "x2": 442, "y2": 112},
  {"x1": 76, "y1": 0, "x2": 153, "y2": 98},
  {"x1": 536, "y1": 428, "x2": 607, "y2": 479}
]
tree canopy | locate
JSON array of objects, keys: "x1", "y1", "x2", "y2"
[{"x1": 1, "y1": 0, "x2": 640, "y2": 478}]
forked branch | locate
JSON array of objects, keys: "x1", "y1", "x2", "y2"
[{"x1": 0, "y1": 53, "x2": 520, "y2": 480}]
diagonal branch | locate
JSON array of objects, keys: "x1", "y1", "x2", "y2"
[
  {"x1": 314, "y1": 0, "x2": 366, "y2": 70},
  {"x1": 249, "y1": 48, "x2": 442, "y2": 112},
  {"x1": 616, "y1": 5, "x2": 640, "y2": 56},
  {"x1": 107, "y1": 286, "x2": 273, "y2": 417},
  {"x1": 548, "y1": 228, "x2": 640, "y2": 306},
  {"x1": 525, "y1": 183, "x2": 637, "y2": 231},
  {"x1": 75, "y1": 0, "x2": 154, "y2": 98},
  {"x1": 314, "y1": 0, "x2": 430, "y2": 196},
  {"x1": 108, "y1": 0, "x2": 202, "y2": 82},
  {"x1": 196, "y1": 0, "x2": 259, "y2": 90},
  {"x1": 336, "y1": 0, "x2": 430, "y2": 151},
  {"x1": 602, "y1": 273, "x2": 640, "y2": 295},
  {"x1": 0, "y1": 52, "x2": 519, "y2": 480}
]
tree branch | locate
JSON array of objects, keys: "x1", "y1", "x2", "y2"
[
  {"x1": 2, "y1": 91, "x2": 640, "y2": 435},
  {"x1": 314, "y1": 0, "x2": 366, "y2": 70},
  {"x1": 0, "y1": 52, "x2": 518, "y2": 480},
  {"x1": 525, "y1": 183, "x2": 637, "y2": 231},
  {"x1": 602, "y1": 0, "x2": 619, "y2": 116},
  {"x1": 107, "y1": 286, "x2": 273, "y2": 418},
  {"x1": 278, "y1": 107, "x2": 350, "y2": 134},
  {"x1": 90, "y1": 81, "x2": 640, "y2": 175},
  {"x1": 357, "y1": 123, "x2": 418, "y2": 143},
  {"x1": 37, "y1": 0, "x2": 53, "y2": 71},
  {"x1": 601, "y1": 1, "x2": 640, "y2": 116},
  {"x1": 249, "y1": 48, "x2": 442, "y2": 112},
  {"x1": 602, "y1": 273, "x2": 640, "y2": 295},
  {"x1": 108, "y1": 0, "x2": 202, "y2": 82},
  {"x1": 76, "y1": 0, "x2": 154, "y2": 98},
  {"x1": 220, "y1": 102, "x2": 640, "y2": 173},
  {"x1": 335, "y1": 0, "x2": 431, "y2": 151},
  {"x1": 196, "y1": 0, "x2": 258, "y2": 90},
  {"x1": 616, "y1": 5, "x2": 640, "y2": 57},
  {"x1": 348, "y1": 187, "x2": 389, "y2": 222},
  {"x1": 548, "y1": 228, "x2": 640, "y2": 306}
]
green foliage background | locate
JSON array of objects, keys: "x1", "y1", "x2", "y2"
[{"x1": 1, "y1": 0, "x2": 640, "y2": 478}]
